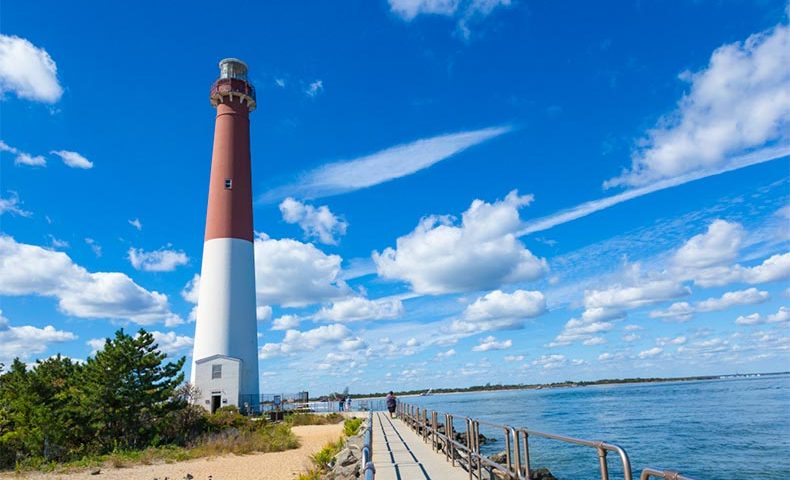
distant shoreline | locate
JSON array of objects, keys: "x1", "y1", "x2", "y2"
[{"x1": 346, "y1": 371, "x2": 789, "y2": 400}]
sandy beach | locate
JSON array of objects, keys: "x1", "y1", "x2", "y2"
[{"x1": 1, "y1": 423, "x2": 344, "y2": 480}]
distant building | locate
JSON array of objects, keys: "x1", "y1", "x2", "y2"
[{"x1": 191, "y1": 59, "x2": 259, "y2": 413}]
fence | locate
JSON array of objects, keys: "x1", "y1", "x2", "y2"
[{"x1": 397, "y1": 402, "x2": 696, "y2": 480}]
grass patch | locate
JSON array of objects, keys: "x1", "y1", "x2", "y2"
[
  {"x1": 344, "y1": 417, "x2": 363, "y2": 437},
  {"x1": 11, "y1": 423, "x2": 299, "y2": 474},
  {"x1": 288, "y1": 412, "x2": 345, "y2": 426},
  {"x1": 296, "y1": 417, "x2": 367, "y2": 479}
]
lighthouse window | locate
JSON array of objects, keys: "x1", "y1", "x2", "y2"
[
  {"x1": 224, "y1": 178, "x2": 233, "y2": 190},
  {"x1": 212, "y1": 364, "x2": 222, "y2": 379}
]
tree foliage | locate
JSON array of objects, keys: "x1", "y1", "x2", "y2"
[{"x1": 0, "y1": 328, "x2": 190, "y2": 468}]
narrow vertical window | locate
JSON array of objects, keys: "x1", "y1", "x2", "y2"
[
  {"x1": 224, "y1": 178, "x2": 233, "y2": 190},
  {"x1": 212, "y1": 364, "x2": 222, "y2": 379}
]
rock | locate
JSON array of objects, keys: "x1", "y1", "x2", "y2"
[
  {"x1": 530, "y1": 468, "x2": 557, "y2": 480},
  {"x1": 185, "y1": 474, "x2": 194, "y2": 480},
  {"x1": 488, "y1": 451, "x2": 507, "y2": 464},
  {"x1": 90, "y1": 469, "x2": 101, "y2": 475}
]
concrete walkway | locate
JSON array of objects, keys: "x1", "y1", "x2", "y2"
[{"x1": 372, "y1": 411, "x2": 468, "y2": 480}]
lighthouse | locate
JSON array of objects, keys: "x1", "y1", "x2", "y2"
[{"x1": 191, "y1": 58, "x2": 259, "y2": 413}]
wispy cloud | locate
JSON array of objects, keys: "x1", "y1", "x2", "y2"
[
  {"x1": 517, "y1": 146, "x2": 789, "y2": 237},
  {"x1": 259, "y1": 126, "x2": 511, "y2": 203}
]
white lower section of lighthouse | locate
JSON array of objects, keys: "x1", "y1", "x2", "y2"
[{"x1": 191, "y1": 237, "x2": 259, "y2": 413}]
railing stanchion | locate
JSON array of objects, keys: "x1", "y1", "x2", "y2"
[
  {"x1": 523, "y1": 430, "x2": 531, "y2": 480},
  {"x1": 510, "y1": 428, "x2": 521, "y2": 480},
  {"x1": 598, "y1": 445, "x2": 610, "y2": 480}
]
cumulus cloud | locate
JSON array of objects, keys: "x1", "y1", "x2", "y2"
[
  {"x1": 0, "y1": 310, "x2": 76, "y2": 364},
  {"x1": 651, "y1": 288, "x2": 770, "y2": 321},
  {"x1": 151, "y1": 330, "x2": 193, "y2": 356},
  {"x1": 450, "y1": 289, "x2": 546, "y2": 333},
  {"x1": 388, "y1": 0, "x2": 512, "y2": 38},
  {"x1": 258, "y1": 324, "x2": 355, "y2": 358},
  {"x1": 606, "y1": 16, "x2": 790, "y2": 188},
  {"x1": 582, "y1": 279, "x2": 690, "y2": 322},
  {"x1": 0, "y1": 191, "x2": 32, "y2": 217},
  {"x1": 260, "y1": 126, "x2": 510, "y2": 202},
  {"x1": 532, "y1": 354, "x2": 567, "y2": 369},
  {"x1": 256, "y1": 305, "x2": 273, "y2": 322},
  {"x1": 472, "y1": 336, "x2": 512, "y2": 352},
  {"x1": 375, "y1": 191, "x2": 547, "y2": 294},
  {"x1": 254, "y1": 233, "x2": 350, "y2": 306},
  {"x1": 128, "y1": 246, "x2": 189, "y2": 272},
  {"x1": 0, "y1": 35, "x2": 63, "y2": 103},
  {"x1": 0, "y1": 235, "x2": 183, "y2": 326},
  {"x1": 548, "y1": 318, "x2": 615, "y2": 347},
  {"x1": 271, "y1": 314, "x2": 300, "y2": 331},
  {"x1": 638, "y1": 347, "x2": 663, "y2": 359},
  {"x1": 504, "y1": 354, "x2": 524, "y2": 362},
  {"x1": 15, "y1": 152, "x2": 46, "y2": 166},
  {"x1": 436, "y1": 348, "x2": 456, "y2": 358},
  {"x1": 735, "y1": 306, "x2": 789, "y2": 326},
  {"x1": 181, "y1": 274, "x2": 200, "y2": 304},
  {"x1": 314, "y1": 296, "x2": 403, "y2": 323},
  {"x1": 50, "y1": 150, "x2": 93, "y2": 169},
  {"x1": 279, "y1": 198, "x2": 348, "y2": 245},
  {"x1": 674, "y1": 220, "x2": 743, "y2": 269},
  {"x1": 85, "y1": 238, "x2": 102, "y2": 257},
  {"x1": 690, "y1": 252, "x2": 790, "y2": 288}
]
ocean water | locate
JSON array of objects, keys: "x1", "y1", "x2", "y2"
[{"x1": 404, "y1": 375, "x2": 790, "y2": 479}]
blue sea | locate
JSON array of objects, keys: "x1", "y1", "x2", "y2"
[{"x1": 404, "y1": 374, "x2": 790, "y2": 479}]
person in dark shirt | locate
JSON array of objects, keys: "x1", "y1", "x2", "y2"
[{"x1": 385, "y1": 391, "x2": 397, "y2": 418}]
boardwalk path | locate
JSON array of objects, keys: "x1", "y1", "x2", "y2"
[{"x1": 372, "y1": 411, "x2": 467, "y2": 480}]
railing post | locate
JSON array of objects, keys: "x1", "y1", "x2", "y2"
[
  {"x1": 523, "y1": 431, "x2": 531, "y2": 480},
  {"x1": 475, "y1": 420, "x2": 482, "y2": 480},
  {"x1": 510, "y1": 428, "x2": 521, "y2": 480},
  {"x1": 467, "y1": 417, "x2": 474, "y2": 480},
  {"x1": 597, "y1": 445, "x2": 609, "y2": 480},
  {"x1": 449, "y1": 415, "x2": 456, "y2": 467},
  {"x1": 432, "y1": 411, "x2": 438, "y2": 452}
]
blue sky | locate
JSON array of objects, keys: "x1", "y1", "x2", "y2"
[{"x1": 1, "y1": 0, "x2": 788, "y2": 395}]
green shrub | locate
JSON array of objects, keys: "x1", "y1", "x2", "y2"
[{"x1": 343, "y1": 417, "x2": 363, "y2": 437}]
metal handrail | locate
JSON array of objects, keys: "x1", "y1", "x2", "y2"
[
  {"x1": 640, "y1": 468, "x2": 695, "y2": 480},
  {"x1": 362, "y1": 411, "x2": 375, "y2": 480},
  {"x1": 397, "y1": 402, "x2": 695, "y2": 480}
]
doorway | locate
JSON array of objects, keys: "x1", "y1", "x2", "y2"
[{"x1": 211, "y1": 394, "x2": 221, "y2": 413}]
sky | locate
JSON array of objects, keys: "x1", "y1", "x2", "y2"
[{"x1": 1, "y1": 0, "x2": 788, "y2": 395}]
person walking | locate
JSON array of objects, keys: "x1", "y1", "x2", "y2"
[{"x1": 386, "y1": 391, "x2": 397, "y2": 418}]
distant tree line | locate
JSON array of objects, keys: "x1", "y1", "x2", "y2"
[{"x1": 0, "y1": 329, "x2": 204, "y2": 469}]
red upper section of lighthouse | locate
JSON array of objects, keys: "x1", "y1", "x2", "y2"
[{"x1": 204, "y1": 59, "x2": 255, "y2": 243}]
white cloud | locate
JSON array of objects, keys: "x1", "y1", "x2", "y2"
[
  {"x1": 315, "y1": 296, "x2": 403, "y2": 323},
  {"x1": 254, "y1": 233, "x2": 350, "y2": 307},
  {"x1": 651, "y1": 288, "x2": 770, "y2": 321},
  {"x1": 582, "y1": 279, "x2": 690, "y2": 322},
  {"x1": 274, "y1": 78, "x2": 286, "y2": 88},
  {"x1": 0, "y1": 191, "x2": 32, "y2": 217},
  {"x1": 622, "y1": 333, "x2": 640, "y2": 342},
  {"x1": 0, "y1": 35, "x2": 63, "y2": 103},
  {"x1": 128, "y1": 218, "x2": 143, "y2": 230},
  {"x1": 271, "y1": 314, "x2": 300, "y2": 331},
  {"x1": 375, "y1": 191, "x2": 547, "y2": 294},
  {"x1": 472, "y1": 335, "x2": 512, "y2": 352},
  {"x1": 583, "y1": 336, "x2": 607, "y2": 346},
  {"x1": 258, "y1": 324, "x2": 353, "y2": 358},
  {"x1": 50, "y1": 150, "x2": 93, "y2": 169},
  {"x1": 85, "y1": 238, "x2": 102, "y2": 257},
  {"x1": 0, "y1": 235, "x2": 183, "y2": 326},
  {"x1": 436, "y1": 348, "x2": 457, "y2": 359},
  {"x1": 656, "y1": 336, "x2": 687, "y2": 346},
  {"x1": 638, "y1": 347, "x2": 663, "y2": 359},
  {"x1": 606, "y1": 17, "x2": 790, "y2": 188},
  {"x1": 548, "y1": 318, "x2": 614, "y2": 347},
  {"x1": 279, "y1": 198, "x2": 348, "y2": 245},
  {"x1": 503, "y1": 354, "x2": 524, "y2": 362},
  {"x1": 181, "y1": 274, "x2": 200, "y2": 303},
  {"x1": 691, "y1": 252, "x2": 790, "y2": 288},
  {"x1": 0, "y1": 310, "x2": 76, "y2": 364},
  {"x1": 674, "y1": 220, "x2": 743, "y2": 269},
  {"x1": 256, "y1": 305, "x2": 273, "y2": 322},
  {"x1": 151, "y1": 330, "x2": 193, "y2": 356},
  {"x1": 516, "y1": 147, "x2": 789, "y2": 237},
  {"x1": 260, "y1": 126, "x2": 510, "y2": 201},
  {"x1": 388, "y1": 0, "x2": 512, "y2": 38},
  {"x1": 450, "y1": 289, "x2": 546, "y2": 333},
  {"x1": 532, "y1": 354, "x2": 567, "y2": 369},
  {"x1": 128, "y1": 246, "x2": 189, "y2": 272},
  {"x1": 86, "y1": 338, "x2": 106, "y2": 355},
  {"x1": 736, "y1": 306, "x2": 789, "y2": 326},
  {"x1": 305, "y1": 79, "x2": 323, "y2": 97},
  {"x1": 15, "y1": 152, "x2": 46, "y2": 166}
]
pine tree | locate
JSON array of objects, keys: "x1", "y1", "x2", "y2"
[{"x1": 82, "y1": 329, "x2": 185, "y2": 450}]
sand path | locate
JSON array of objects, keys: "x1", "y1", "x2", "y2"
[{"x1": 2, "y1": 423, "x2": 344, "y2": 480}]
